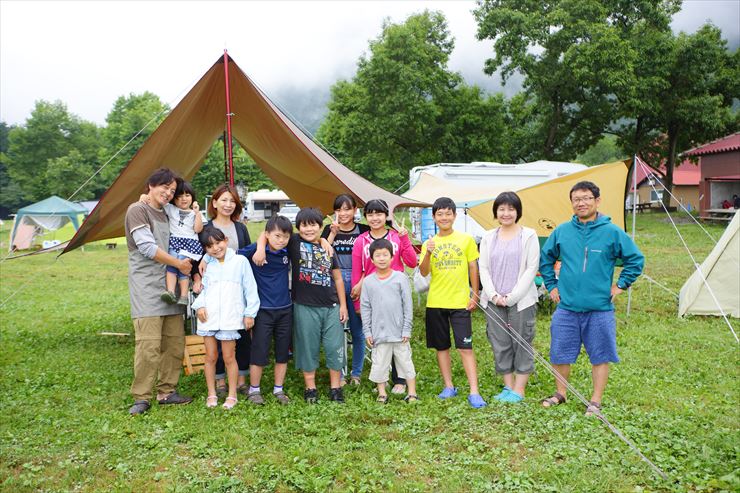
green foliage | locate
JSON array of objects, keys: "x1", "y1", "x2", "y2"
[
  {"x1": 98, "y1": 92, "x2": 169, "y2": 193},
  {"x1": 0, "y1": 215, "x2": 738, "y2": 492},
  {"x1": 575, "y1": 135, "x2": 626, "y2": 166},
  {"x1": 318, "y1": 11, "x2": 511, "y2": 190},
  {"x1": 474, "y1": 0, "x2": 681, "y2": 161},
  {"x1": 4, "y1": 100, "x2": 101, "y2": 203},
  {"x1": 191, "y1": 138, "x2": 275, "y2": 203},
  {"x1": 0, "y1": 121, "x2": 25, "y2": 217}
]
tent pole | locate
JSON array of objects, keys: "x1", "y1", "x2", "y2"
[
  {"x1": 627, "y1": 155, "x2": 639, "y2": 316},
  {"x1": 223, "y1": 50, "x2": 235, "y2": 186}
]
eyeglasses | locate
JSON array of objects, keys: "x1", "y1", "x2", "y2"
[{"x1": 571, "y1": 196, "x2": 596, "y2": 204}]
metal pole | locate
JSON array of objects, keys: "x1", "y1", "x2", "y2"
[
  {"x1": 223, "y1": 50, "x2": 235, "y2": 186},
  {"x1": 626, "y1": 155, "x2": 639, "y2": 316}
]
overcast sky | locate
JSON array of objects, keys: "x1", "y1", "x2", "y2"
[{"x1": 1, "y1": 0, "x2": 738, "y2": 126}]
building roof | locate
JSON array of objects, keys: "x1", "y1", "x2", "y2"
[
  {"x1": 632, "y1": 157, "x2": 699, "y2": 190},
  {"x1": 683, "y1": 132, "x2": 740, "y2": 157}
]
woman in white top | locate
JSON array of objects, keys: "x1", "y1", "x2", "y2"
[{"x1": 479, "y1": 191, "x2": 539, "y2": 403}]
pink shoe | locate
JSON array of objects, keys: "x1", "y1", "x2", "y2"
[
  {"x1": 222, "y1": 396, "x2": 237, "y2": 410},
  {"x1": 206, "y1": 395, "x2": 218, "y2": 408}
]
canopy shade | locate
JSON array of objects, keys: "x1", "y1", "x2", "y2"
[
  {"x1": 63, "y1": 54, "x2": 428, "y2": 254},
  {"x1": 10, "y1": 196, "x2": 88, "y2": 251},
  {"x1": 467, "y1": 160, "x2": 631, "y2": 236},
  {"x1": 402, "y1": 172, "x2": 509, "y2": 204}
]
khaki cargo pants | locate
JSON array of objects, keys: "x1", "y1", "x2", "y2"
[{"x1": 130, "y1": 315, "x2": 185, "y2": 401}]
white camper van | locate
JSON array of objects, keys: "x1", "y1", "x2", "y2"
[
  {"x1": 245, "y1": 189, "x2": 292, "y2": 222},
  {"x1": 405, "y1": 161, "x2": 587, "y2": 243}
]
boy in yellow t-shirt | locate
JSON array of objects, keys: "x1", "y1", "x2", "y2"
[{"x1": 419, "y1": 197, "x2": 487, "y2": 408}]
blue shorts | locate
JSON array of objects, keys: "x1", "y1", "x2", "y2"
[
  {"x1": 166, "y1": 248, "x2": 192, "y2": 280},
  {"x1": 549, "y1": 308, "x2": 619, "y2": 365},
  {"x1": 197, "y1": 329, "x2": 241, "y2": 341}
]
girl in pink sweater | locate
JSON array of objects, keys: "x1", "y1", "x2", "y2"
[{"x1": 351, "y1": 199, "x2": 417, "y2": 393}]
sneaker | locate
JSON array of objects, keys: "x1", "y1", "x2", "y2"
[
  {"x1": 247, "y1": 391, "x2": 265, "y2": 405},
  {"x1": 468, "y1": 394, "x2": 488, "y2": 408},
  {"x1": 128, "y1": 400, "x2": 150, "y2": 415},
  {"x1": 437, "y1": 387, "x2": 458, "y2": 399},
  {"x1": 328, "y1": 387, "x2": 345, "y2": 404},
  {"x1": 499, "y1": 390, "x2": 524, "y2": 404},
  {"x1": 304, "y1": 388, "x2": 318, "y2": 404},
  {"x1": 160, "y1": 291, "x2": 177, "y2": 304},
  {"x1": 176, "y1": 296, "x2": 189, "y2": 305},
  {"x1": 274, "y1": 391, "x2": 290, "y2": 405},
  {"x1": 157, "y1": 391, "x2": 193, "y2": 405},
  {"x1": 494, "y1": 386, "x2": 513, "y2": 401},
  {"x1": 236, "y1": 385, "x2": 249, "y2": 397}
]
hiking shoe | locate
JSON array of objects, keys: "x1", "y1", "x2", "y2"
[
  {"x1": 329, "y1": 387, "x2": 345, "y2": 403},
  {"x1": 160, "y1": 291, "x2": 177, "y2": 304},
  {"x1": 157, "y1": 391, "x2": 193, "y2": 405},
  {"x1": 468, "y1": 394, "x2": 488, "y2": 408},
  {"x1": 247, "y1": 391, "x2": 265, "y2": 405},
  {"x1": 304, "y1": 388, "x2": 318, "y2": 404},
  {"x1": 274, "y1": 391, "x2": 290, "y2": 405},
  {"x1": 437, "y1": 387, "x2": 458, "y2": 399},
  {"x1": 236, "y1": 385, "x2": 249, "y2": 397},
  {"x1": 494, "y1": 386, "x2": 513, "y2": 401},
  {"x1": 216, "y1": 385, "x2": 228, "y2": 399},
  {"x1": 128, "y1": 400, "x2": 150, "y2": 415}
]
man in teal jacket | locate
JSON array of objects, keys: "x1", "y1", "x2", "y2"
[{"x1": 539, "y1": 181, "x2": 644, "y2": 416}]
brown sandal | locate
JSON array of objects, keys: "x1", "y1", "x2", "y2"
[
  {"x1": 585, "y1": 401, "x2": 602, "y2": 417},
  {"x1": 541, "y1": 392, "x2": 567, "y2": 408}
]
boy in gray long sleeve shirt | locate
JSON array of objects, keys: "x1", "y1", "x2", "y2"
[{"x1": 360, "y1": 239, "x2": 418, "y2": 403}]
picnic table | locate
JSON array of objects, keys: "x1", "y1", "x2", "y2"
[{"x1": 700, "y1": 208, "x2": 737, "y2": 222}]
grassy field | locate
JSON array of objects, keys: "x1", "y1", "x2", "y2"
[{"x1": 0, "y1": 213, "x2": 737, "y2": 492}]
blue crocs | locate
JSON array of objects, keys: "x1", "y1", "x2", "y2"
[
  {"x1": 494, "y1": 386, "x2": 513, "y2": 401},
  {"x1": 468, "y1": 394, "x2": 488, "y2": 408},
  {"x1": 437, "y1": 387, "x2": 458, "y2": 399},
  {"x1": 499, "y1": 390, "x2": 524, "y2": 403}
]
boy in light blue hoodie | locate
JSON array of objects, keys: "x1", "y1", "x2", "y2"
[{"x1": 539, "y1": 181, "x2": 644, "y2": 416}]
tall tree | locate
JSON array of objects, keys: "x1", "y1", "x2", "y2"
[
  {"x1": 5, "y1": 100, "x2": 100, "y2": 203},
  {"x1": 98, "y1": 92, "x2": 169, "y2": 193},
  {"x1": 0, "y1": 121, "x2": 25, "y2": 217},
  {"x1": 474, "y1": 0, "x2": 680, "y2": 160},
  {"x1": 318, "y1": 10, "x2": 511, "y2": 190}
]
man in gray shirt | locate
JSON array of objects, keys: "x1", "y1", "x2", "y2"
[
  {"x1": 360, "y1": 239, "x2": 418, "y2": 403},
  {"x1": 125, "y1": 168, "x2": 193, "y2": 415}
]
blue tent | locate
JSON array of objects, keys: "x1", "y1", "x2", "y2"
[{"x1": 9, "y1": 196, "x2": 88, "y2": 251}]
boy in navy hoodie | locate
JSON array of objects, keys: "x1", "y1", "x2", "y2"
[{"x1": 539, "y1": 181, "x2": 644, "y2": 416}]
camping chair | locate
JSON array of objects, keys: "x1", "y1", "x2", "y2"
[{"x1": 182, "y1": 288, "x2": 204, "y2": 374}]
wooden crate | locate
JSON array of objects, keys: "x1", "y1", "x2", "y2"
[{"x1": 183, "y1": 335, "x2": 206, "y2": 375}]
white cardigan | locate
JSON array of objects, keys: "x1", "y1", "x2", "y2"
[{"x1": 479, "y1": 226, "x2": 540, "y2": 312}]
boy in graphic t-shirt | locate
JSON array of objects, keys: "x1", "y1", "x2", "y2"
[{"x1": 419, "y1": 197, "x2": 487, "y2": 409}]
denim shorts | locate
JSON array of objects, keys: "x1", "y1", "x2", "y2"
[
  {"x1": 549, "y1": 307, "x2": 619, "y2": 365},
  {"x1": 166, "y1": 248, "x2": 191, "y2": 280},
  {"x1": 196, "y1": 329, "x2": 242, "y2": 341}
]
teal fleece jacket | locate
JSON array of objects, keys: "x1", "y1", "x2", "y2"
[{"x1": 539, "y1": 214, "x2": 644, "y2": 312}]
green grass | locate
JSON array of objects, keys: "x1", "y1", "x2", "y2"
[{"x1": 0, "y1": 214, "x2": 738, "y2": 492}]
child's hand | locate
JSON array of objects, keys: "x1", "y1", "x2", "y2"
[
  {"x1": 192, "y1": 201, "x2": 200, "y2": 212},
  {"x1": 243, "y1": 317, "x2": 255, "y2": 330},
  {"x1": 466, "y1": 297, "x2": 478, "y2": 312},
  {"x1": 139, "y1": 194, "x2": 150, "y2": 204},
  {"x1": 402, "y1": 336, "x2": 409, "y2": 343},
  {"x1": 198, "y1": 259, "x2": 207, "y2": 276},
  {"x1": 192, "y1": 279, "x2": 202, "y2": 294},
  {"x1": 320, "y1": 237, "x2": 335, "y2": 256},
  {"x1": 426, "y1": 235, "x2": 436, "y2": 255},
  {"x1": 396, "y1": 217, "x2": 408, "y2": 237},
  {"x1": 339, "y1": 306, "x2": 348, "y2": 323},
  {"x1": 350, "y1": 282, "x2": 361, "y2": 301},
  {"x1": 366, "y1": 336, "x2": 374, "y2": 347},
  {"x1": 327, "y1": 214, "x2": 339, "y2": 234},
  {"x1": 495, "y1": 294, "x2": 507, "y2": 307},
  {"x1": 252, "y1": 250, "x2": 267, "y2": 266},
  {"x1": 196, "y1": 308, "x2": 208, "y2": 322}
]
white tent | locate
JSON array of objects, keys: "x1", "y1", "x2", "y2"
[{"x1": 678, "y1": 211, "x2": 740, "y2": 318}]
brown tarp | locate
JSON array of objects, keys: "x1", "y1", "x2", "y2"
[{"x1": 63, "y1": 55, "x2": 428, "y2": 254}]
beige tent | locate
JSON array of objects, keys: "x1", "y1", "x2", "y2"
[
  {"x1": 403, "y1": 171, "x2": 509, "y2": 204},
  {"x1": 63, "y1": 54, "x2": 427, "y2": 254},
  {"x1": 678, "y1": 211, "x2": 740, "y2": 318},
  {"x1": 467, "y1": 160, "x2": 630, "y2": 237}
]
